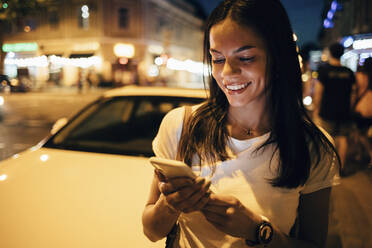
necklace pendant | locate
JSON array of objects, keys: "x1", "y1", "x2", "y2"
[{"x1": 246, "y1": 129, "x2": 253, "y2": 136}]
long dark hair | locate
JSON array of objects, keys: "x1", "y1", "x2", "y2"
[{"x1": 179, "y1": 0, "x2": 337, "y2": 188}]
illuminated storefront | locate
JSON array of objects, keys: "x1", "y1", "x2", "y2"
[
  {"x1": 2, "y1": 40, "x2": 205, "y2": 89},
  {"x1": 2, "y1": 41, "x2": 103, "y2": 88},
  {"x1": 341, "y1": 34, "x2": 372, "y2": 71},
  {"x1": 1, "y1": 1, "x2": 205, "y2": 89}
]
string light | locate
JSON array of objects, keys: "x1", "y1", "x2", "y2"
[{"x1": 5, "y1": 55, "x2": 102, "y2": 68}]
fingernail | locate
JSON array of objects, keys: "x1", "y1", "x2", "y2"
[
  {"x1": 159, "y1": 182, "x2": 165, "y2": 191},
  {"x1": 226, "y1": 207, "x2": 235, "y2": 215}
]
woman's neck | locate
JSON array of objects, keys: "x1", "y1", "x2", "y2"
[{"x1": 227, "y1": 103, "x2": 272, "y2": 139}]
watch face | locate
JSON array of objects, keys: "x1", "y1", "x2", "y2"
[{"x1": 259, "y1": 222, "x2": 273, "y2": 244}]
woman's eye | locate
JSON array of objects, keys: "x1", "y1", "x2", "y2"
[
  {"x1": 240, "y1": 56, "x2": 255, "y2": 62},
  {"x1": 212, "y1": 59, "x2": 225, "y2": 64}
]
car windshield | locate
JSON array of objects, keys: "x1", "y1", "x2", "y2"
[{"x1": 44, "y1": 95, "x2": 203, "y2": 157}]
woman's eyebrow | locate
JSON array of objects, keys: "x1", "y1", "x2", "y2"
[
  {"x1": 209, "y1": 48, "x2": 221, "y2": 54},
  {"x1": 234, "y1": 45, "x2": 255, "y2": 53},
  {"x1": 209, "y1": 45, "x2": 256, "y2": 54}
]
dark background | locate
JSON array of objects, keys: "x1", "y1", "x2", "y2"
[{"x1": 196, "y1": 0, "x2": 324, "y2": 48}]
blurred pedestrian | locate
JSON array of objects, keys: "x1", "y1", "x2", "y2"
[
  {"x1": 352, "y1": 58, "x2": 372, "y2": 165},
  {"x1": 77, "y1": 68, "x2": 83, "y2": 94},
  {"x1": 143, "y1": 0, "x2": 339, "y2": 247},
  {"x1": 313, "y1": 42, "x2": 355, "y2": 175}
]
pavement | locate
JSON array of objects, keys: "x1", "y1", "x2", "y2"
[{"x1": 327, "y1": 164, "x2": 372, "y2": 248}]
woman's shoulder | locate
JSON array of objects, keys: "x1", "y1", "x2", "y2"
[
  {"x1": 152, "y1": 104, "x2": 202, "y2": 159},
  {"x1": 161, "y1": 103, "x2": 202, "y2": 124},
  {"x1": 163, "y1": 106, "x2": 185, "y2": 121}
]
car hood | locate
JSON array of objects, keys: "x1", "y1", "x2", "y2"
[{"x1": 0, "y1": 148, "x2": 164, "y2": 248}]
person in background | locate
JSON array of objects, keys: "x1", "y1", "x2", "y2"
[
  {"x1": 353, "y1": 58, "x2": 372, "y2": 165},
  {"x1": 313, "y1": 42, "x2": 355, "y2": 175},
  {"x1": 143, "y1": 0, "x2": 339, "y2": 247}
]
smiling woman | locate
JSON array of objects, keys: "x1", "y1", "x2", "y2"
[{"x1": 142, "y1": 1, "x2": 340, "y2": 247}]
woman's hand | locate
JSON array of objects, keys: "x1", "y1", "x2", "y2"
[
  {"x1": 155, "y1": 169, "x2": 211, "y2": 213},
  {"x1": 201, "y1": 194, "x2": 262, "y2": 240}
]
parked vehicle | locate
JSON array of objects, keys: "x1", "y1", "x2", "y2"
[
  {"x1": 0, "y1": 74, "x2": 31, "y2": 93},
  {"x1": 0, "y1": 86, "x2": 206, "y2": 248},
  {"x1": 0, "y1": 74, "x2": 11, "y2": 93}
]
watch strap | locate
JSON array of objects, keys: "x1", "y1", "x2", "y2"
[
  {"x1": 245, "y1": 217, "x2": 273, "y2": 246},
  {"x1": 258, "y1": 221, "x2": 273, "y2": 244}
]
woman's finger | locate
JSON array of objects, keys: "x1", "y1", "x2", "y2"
[
  {"x1": 154, "y1": 169, "x2": 167, "y2": 182},
  {"x1": 207, "y1": 194, "x2": 238, "y2": 206},
  {"x1": 183, "y1": 191, "x2": 211, "y2": 213},
  {"x1": 166, "y1": 178, "x2": 205, "y2": 206},
  {"x1": 182, "y1": 180, "x2": 211, "y2": 207},
  {"x1": 159, "y1": 177, "x2": 194, "y2": 195},
  {"x1": 164, "y1": 177, "x2": 209, "y2": 211}
]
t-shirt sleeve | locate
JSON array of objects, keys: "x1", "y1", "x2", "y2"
[
  {"x1": 300, "y1": 128, "x2": 340, "y2": 194},
  {"x1": 152, "y1": 106, "x2": 185, "y2": 160}
]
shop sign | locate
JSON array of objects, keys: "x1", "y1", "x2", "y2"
[{"x1": 2, "y1": 42, "x2": 38, "y2": 52}]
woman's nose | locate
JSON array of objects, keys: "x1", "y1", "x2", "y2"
[{"x1": 222, "y1": 59, "x2": 241, "y2": 77}]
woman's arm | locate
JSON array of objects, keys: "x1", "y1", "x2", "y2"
[
  {"x1": 202, "y1": 187, "x2": 331, "y2": 248},
  {"x1": 142, "y1": 172, "x2": 211, "y2": 242},
  {"x1": 142, "y1": 174, "x2": 180, "y2": 242}
]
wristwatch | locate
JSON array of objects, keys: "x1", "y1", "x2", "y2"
[{"x1": 245, "y1": 220, "x2": 273, "y2": 246}]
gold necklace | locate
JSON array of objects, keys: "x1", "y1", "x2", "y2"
[{"x1": 228, "y1": 113, "x2": 254, "y2": 136}]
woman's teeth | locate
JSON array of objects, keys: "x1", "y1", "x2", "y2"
[{"x1": 225, "y1": 83, "x2": 250, "y2": 91}]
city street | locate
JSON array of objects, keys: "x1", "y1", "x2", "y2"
[
  {"x1": 0, "y1": 88, "x2": 371, "y2": 248},
  {"x1": 0, "y1": 88, "x2": 104, "y2": 161},
  {"x1": 329, "y1": 168, "x2": 372, "y2": 248}
]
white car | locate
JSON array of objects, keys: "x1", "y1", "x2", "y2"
[{"x1": 0, "y1": 86, "x2": 206, "y2": 248}]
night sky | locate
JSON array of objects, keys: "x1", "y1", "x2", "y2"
[{"x1": 197, "y1": 0, "x2": 325, "y2": 48}]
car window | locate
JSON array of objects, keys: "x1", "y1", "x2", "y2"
[
  {"x1": 65, "y1": 99, "x2": 134, "y2": 140},
  {"x1": 45, "y1": 95, "x2": 204, "y2": 157}
]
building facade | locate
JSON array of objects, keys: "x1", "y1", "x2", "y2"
[{"x1": 2, "y1": 0, "x2": 205, "y2": 89}]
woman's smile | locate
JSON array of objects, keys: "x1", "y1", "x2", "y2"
[{"x1": 224, "y1": 82, "x2": 251, "y2": 94}]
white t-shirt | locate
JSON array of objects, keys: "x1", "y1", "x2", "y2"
[{"x1": 152, "y1": 106, "x2": 339, "y2": 248}]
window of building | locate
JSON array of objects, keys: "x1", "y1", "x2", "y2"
[
  {"x1": 78, "y1": 5, "x2": 90, "y2": 29},
  {"x1": 2, "y1": 21, "x2": 12, "y2": 34},
  {"x1": 156, "y1": 16, "x2": 166, "y2": 33},
  {"x1": 17, "y1": 18, "x2": 37, "y2": 33},
  {"x1": 118, "y1": 8, "x2": 129, "y2": 29},
  {"x1": 48, "y1": 10, "x2": 60, "y2": 28}
]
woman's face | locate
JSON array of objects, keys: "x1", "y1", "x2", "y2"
[{"x1": 209, "y1": 18, "x2": 269, "y2": 108}]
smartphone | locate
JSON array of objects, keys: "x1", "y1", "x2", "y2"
[{"x1": 149, "y1": 157, "x2": 196, "y2": 179}]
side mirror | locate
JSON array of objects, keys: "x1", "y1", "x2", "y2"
[{"x1": 51, "y1": 117, "x2": 68, "y2": 135}]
